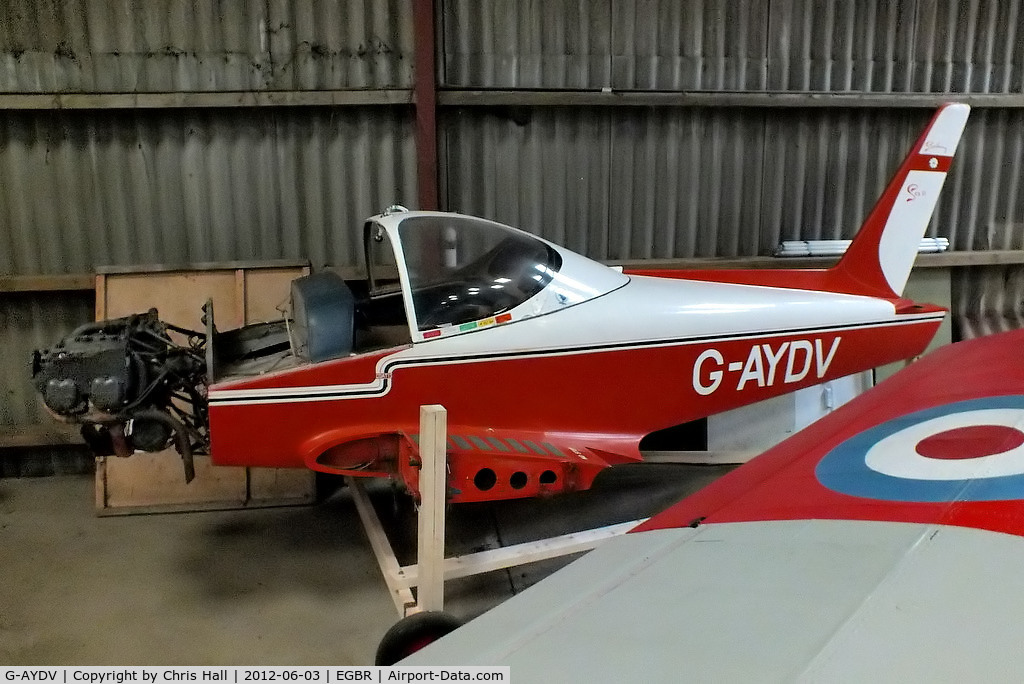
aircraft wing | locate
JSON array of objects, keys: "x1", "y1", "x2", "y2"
[{"x1": 404, "y1": 329, "x2": 1024, "y2": 680}]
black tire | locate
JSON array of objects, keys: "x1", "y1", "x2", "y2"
[{"x1": 375, "y1": 611, "x2": 463, "y2": 666}]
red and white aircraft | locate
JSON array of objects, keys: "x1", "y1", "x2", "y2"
[
  {"x1": 205, "y1": 104, "x2": 970, "y2": 503},
  {"x1": 31, "y1": 105, "x2": 970, "y2": 504},
  {"x1": 400, "y1": 326, "x2": 1024, "y2": 677}
]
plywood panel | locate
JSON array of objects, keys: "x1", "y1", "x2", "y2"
[
  {"x1": 249, "y1": 467, "x2": 318, "y2": 501},
  {"x1": 97, "y1": 455, "x2": 248, "y2": 513},
  {"x1": 244, "y1": 268, "x2": 306, "y2": 322},
  {"x1": 98, "y1": 271, "x2": 239, "y2": 330},
  {"x1": 95, "y1": 263, "x2": 314, "y2": 515}
]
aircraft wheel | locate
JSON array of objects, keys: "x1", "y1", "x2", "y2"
[{"x1": 375, "y1": 610, "x2": 463, "y2": 666}]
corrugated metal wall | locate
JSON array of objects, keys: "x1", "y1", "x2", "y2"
[
  {"x1": 955, "y1": 266, "x2": 1024, "y2": 339},
  {"x1": 441, "y1": 0, "x2": 613, "y2": 88},
  {"x1": 4, "y1": 0, "x2": 1024, "y2": 439},
  {"x1": 439, "y1": 0, "x2": 1024, "y2": 339},
  {"x1": 0, "y1": 0, "x2": 414, "y2": 91},
  {"x1": 444, "y1": 107, "x2": 1024, "y2": 259},
  {"x1": 0, "y1": 292, "x2": 93, "y2": 429},
  {"x1": 3, "y1": 1, "x2": 1022, "y2": 271},
  {"x1": 0, "y1": 107, "x2": 417, "y2": 275},
  {"x1": 442, "y1": 0, "x2": 1024, "y2": 92},
  {"x1": 0, "y1": 0, "x2": 419, "y2": 440}
]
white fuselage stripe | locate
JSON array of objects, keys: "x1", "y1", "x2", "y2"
[{"x1": 208, "y1": 312, "x2": 942, "y2": 406}]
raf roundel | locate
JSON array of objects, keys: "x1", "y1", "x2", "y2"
[{"x1": 815, "y1": 396, "x2": 1024, "y2": 502}]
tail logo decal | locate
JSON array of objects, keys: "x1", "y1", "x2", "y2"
[{"x1": 905, "y1": 184, "x2": 925, "y2": 202}]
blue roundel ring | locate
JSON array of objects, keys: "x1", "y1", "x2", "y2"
[{"x1": 815, "y1": 395, "x2": 1024, "y2": 503}]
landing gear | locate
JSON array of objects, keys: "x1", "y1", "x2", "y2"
[{"x1": 374, "y1": 611, "x2": 463, "y2": 666}]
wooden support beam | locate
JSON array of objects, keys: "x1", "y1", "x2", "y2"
[
  {"x1": 347, "y1": 477, "x2": 417, "y2": 616},
  {"x1": 416, "y1": 405, "x2": 447, "y2": 612},
  {"x1": 398, "y1": 518, "x2": 646, "y2": 586},
  {"x1": 0, "y1": 274, "x2": 94, "y2": 293},
  {"x1": 348, "y1": 406, "x2": 646, "y2": 618}
]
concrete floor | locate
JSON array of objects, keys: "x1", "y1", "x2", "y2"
[{"x1": 0, "y1": 463, "x2": 730, "y2": 665}]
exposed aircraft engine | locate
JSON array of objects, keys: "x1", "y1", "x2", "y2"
[{"x1": 30, "y1": 310, "x2": 209, "y2": 482}]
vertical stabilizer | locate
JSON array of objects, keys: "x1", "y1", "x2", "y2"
[{"x1": 833, "y1": 103, "x2": 970, "y2": 298}]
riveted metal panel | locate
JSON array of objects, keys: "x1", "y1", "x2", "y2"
[
  {"x1": 0, "y1": 107, "x2": 417, "y2": 275},
  {"x1": 0, "y1": 0, "x2": 413, "y2": 92}
]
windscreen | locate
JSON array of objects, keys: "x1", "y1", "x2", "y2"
[
  {"x1": 365, "y1": 221, "x2": 401, "y2": 296},
  {"x1": 398, "y1": 216, "x2": 562, "y2": 331}
]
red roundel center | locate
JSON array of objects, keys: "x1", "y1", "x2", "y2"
[{"x1": 915, "y1": 425, "x2": 1024, "y2": 460}]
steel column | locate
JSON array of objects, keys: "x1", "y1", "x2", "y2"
[{"x1": 413, "y1": 0, "x2": 439, "y2": 211}]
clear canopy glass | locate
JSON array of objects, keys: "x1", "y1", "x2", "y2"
[{"x1": 397, "y1": 215, "x2": 563, "y2": 331}]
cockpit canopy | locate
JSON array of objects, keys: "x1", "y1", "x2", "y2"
[
  {"x1": 366, "y1": 212, "x2": 628, "y2": 342},
  {"x1": 398, "y1": 215, "x2": 562, "y2": 331}
]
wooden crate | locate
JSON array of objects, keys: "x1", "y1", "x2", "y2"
[{"x1": 94, "y1": 261, "x2": 316, "y2": 515}]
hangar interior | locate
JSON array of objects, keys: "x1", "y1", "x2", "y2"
[{"x1": 2, "y1": 0, "x2": 1024, "y2": 666}]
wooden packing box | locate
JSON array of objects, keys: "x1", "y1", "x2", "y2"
[{"x1": 94, "y1": 261, "x2": 316, "y2": 515}]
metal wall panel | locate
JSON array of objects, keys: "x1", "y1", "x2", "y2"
[
  {"x1": 0, "y1": 292, "x2": 93, "y2": 431},
  {"x1": 0, "y1": 107, "x2": 417, "y2": 275},
  {"x1": 760, "y1": 109, "x2": 928, "y2": 252},
  {"x1": 612, "y1": 0, "x2": 770, "y2": 90},
  {"x1": 767, "y1": 1, "x2": 916, "y2": 91},
  {"x1": 608, "y1": 109, "x2": 765, "y2": 259},
  {"x1": 0, "y1": 0, "x2": 413, "y2": 92},
  {"x1": 441, "y1": 0, "x2": 1024, "y2": 93},
  {"x1": 913, "y1": 0, "x2": 1024, "y2": 93},
  {"x1": 440, "y1": 107, "x2": 611, "y2": 257},
  {"x1": 444, "y1": 107, "x2": 1024, "y2": 262},
  {"x1": 953, "y1": 265, "x2": 1024, "y2": 339},
  {"x1": 746, "y1": 109, "x2": 1024, "y2": 255},
  {"x1": 936, "y1": 108, "x2": 1024, "y2": 251},
  {"x1": 440, "y1": 0, "x2": 612, "y2": 88}
]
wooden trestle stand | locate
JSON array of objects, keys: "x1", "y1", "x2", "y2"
[{"x1": 348, "y1": 405, "x2": 646, "y2": 617}]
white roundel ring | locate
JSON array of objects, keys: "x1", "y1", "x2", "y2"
[{"x1": 815, "y1": 396, "x2": 1024, "y2": 502}]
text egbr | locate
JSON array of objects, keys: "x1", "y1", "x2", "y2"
[{"x1": 693, "y1": 337, "x2": 840, "y2": 396}]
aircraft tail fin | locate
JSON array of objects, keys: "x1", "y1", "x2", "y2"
[{"x1": 832, "y1": 103, "x2": 970, "y2": 298}]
